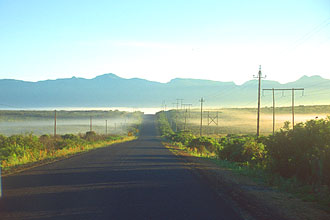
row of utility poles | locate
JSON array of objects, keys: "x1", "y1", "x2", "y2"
[
  {"x1": 255, "y1": 66, "x2": 304, "y2": 137},
  {"x1": 262, "y1": 88, "x2": 304, "y2": 135},
  {"x1": 53, "y1": 110, "x2": 124, "y2": 138},
  {"x1": 165, "y1": 97, "x2": 219, "y2": 137},
  {"x1": 164, "y1": 66, "x2": 305, "y2": 138}
]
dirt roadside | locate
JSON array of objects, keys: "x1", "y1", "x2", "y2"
[{"x1": 165, "y1": 143, "x2": 330, "y2": 220}]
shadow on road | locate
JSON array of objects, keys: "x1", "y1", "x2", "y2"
[{"x1": 0, "y1": 115, "x2": 242, "y2": 220}]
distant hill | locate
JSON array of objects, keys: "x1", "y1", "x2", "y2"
[{"x1": 0, "y1": 73, "x2": 329, "y2": 109}]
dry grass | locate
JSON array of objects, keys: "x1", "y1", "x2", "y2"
[{"x1": 1, "y1": 136, "x2": 136, "y2": 170}]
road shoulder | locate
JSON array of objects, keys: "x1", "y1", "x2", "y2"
[
  {"x1": 164, "y1": 143, "x2": 330, "y2": 220},
  {"x1": 2, "y1": 136, "x2": 136, "y2": 177}
]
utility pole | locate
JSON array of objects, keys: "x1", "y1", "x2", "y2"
[
  {"x1": 175, "y1": 99, "x2": 180, "y2": 110},
  {"x1": 182, "y1": 103, "x2": 192, "y2": 131},
  {"x1": 162, "y1": 100, "x2": 166, "y2": 112},
  {"x1": 263, "y1": 88, "x2": 276, "y2": 135},
  {"x1": 184, "y1": 108, "x2": 187, "y2": 131},
  {"x1": 90, "y1": 116, "x2": 92, "y2": 132},
  {"x1": 291, "y1": 88, "x2": 304, "y2": 129},
  {"x1": 199, "y1": 98, "x2": 204, "y2": 137},
  {"x1": 162, "y1": 100, "x2": 167, "y2": 111},
  {"x1": 187, "y1": 104, "x2": 192, "y2": 117},
  {"x1": 292, "y1": 89, "x2": 295, "y2": 130},
  {"x1": 54, "y1": 110, "x2": 57, "y2": 140},
  {"x1": 177, "y1": 99, "x2": 184, "y2": 110},
  {"x1": 173, "y1": 100, "x2": 180, "y2": 132},
  {"x1": 105, "y1": 120, "x2": 108, "y2": 135},
  {"x1": 253, "y1": 65, "x2": 266, "y2": 137},
  {"x1": 172, "y1": 103, "x2": 177, "y2": 132},
  {"x1": 263, "y1": 88, "x2": 304, "y2": 132},
  {"x1": 273, "y1": 89, "x2": 275, "y2": 133}
]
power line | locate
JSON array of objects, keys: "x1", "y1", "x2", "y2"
[{"x1": 285, "y1": 16, "x2": 330, "y2": 52}]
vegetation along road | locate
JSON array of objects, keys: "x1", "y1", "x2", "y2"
[{"x1": 0, "y1": 115, "x2": 242, "y2": 220}]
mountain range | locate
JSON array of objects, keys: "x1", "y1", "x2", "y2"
[{"x1": 0, "y1": 73, "x2": 329, "y2": 109}]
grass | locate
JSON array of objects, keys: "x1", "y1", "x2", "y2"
[
  {"x1": 1, "y1": 136, "x2": 136, "y2": 172},
  {"x1": 0, "y1": 109, "x2": 143, "y2": 174},
  {"x1": 165, "y1": 141, "x2": 266, "y2": 181},
  {"x1": 158, "y1": 109, "x2": 330, "y2": 212},
  {"x1": 165, "y1": 141, "x2": 330, "y2": 212}
]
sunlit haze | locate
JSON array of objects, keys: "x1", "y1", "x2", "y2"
[{"x1": 0, "y1": 0, "x2": 329, "y2": 84}]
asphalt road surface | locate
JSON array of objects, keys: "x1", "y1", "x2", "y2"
[{"x1": 0, "y1": 115, "x2": 242, "y2": 220}]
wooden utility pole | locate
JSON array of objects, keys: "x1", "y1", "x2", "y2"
[
  {"x1": 263, "y1": 88, "x2": 304, "y2": 132},
  {"x1": 263, "y1": 88, "x2": 276, "y2": 135},
  {"x1": 184, "y1": 108, "x2": 187, "y2": 131},
  {"x1": 90, "y1": 116, "x2": 92, "y2": 132},
  {"x1": 173, "y1": 100, "x2": 180, "y2": 132},
  {"x1": 254, "y1": 65, "x2": 266, "y2": 137},
  {"x1": 177, "y1": 99, "x2": 184, "y2": 110},
  {"x1": 175, "y1": 100, "x2": 180, "y2": 110},
  {"x1": 292, "y1": 89, "x2": 295, "y2": 130},
  {"x1": 182, "y1": 103, "x2": 192, "y2": 131},
  {"x1": 105, "y1": 120, "x2": 108, "y2": 135},
  {"x1": 290, "y1": 88, "x2": 304, "y2": 129},
  {"x1": 199, "y1": 98, "x2": 204, "y2": 136},
  {"x1": 162, "y1": 100, "x2": 167, "y2": 112},
  {"x1": 54, "y1": 110, "x2": 57, "y2": 139},
  {"x1": 273, "y1": 89, "x2": 275, "y2": 134},
  {"x1": 187, "y1": 104, "x2": 192, "y2": 117}
]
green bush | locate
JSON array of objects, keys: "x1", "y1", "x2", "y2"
[
  {"x1": 157, "y1": 110, "x2": 330, "y2": 189},
  {"x1": 0, "y1": 132, "x2": 125, "y2": 164},
  {"x1": 0, "y1": 133, "x2": 43, "y2": 160},
  {"x1": 188, "y1": 136, "x2": 220, "y2": 154},
  {"x1": 265, "y1": 116, "x2": 330, "y2": 186},
  {"x1": 170, "y1": 131, "x2": 195, "y2": 145},
  {"x1": 156, "y1": 111, "x2": 174, "y2": 138}
]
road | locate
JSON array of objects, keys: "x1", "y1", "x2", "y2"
[{"x1": 0, "y1": 115, "x2": 242, "y2": 220}]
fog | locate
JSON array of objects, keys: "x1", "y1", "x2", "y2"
[{"x1": 0, "y1": 118, "x2": 138, "y2": 136}]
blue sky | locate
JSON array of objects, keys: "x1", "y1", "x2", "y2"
[{"x1": 0, "y1": 0, "x2": 329, "y2": 84}]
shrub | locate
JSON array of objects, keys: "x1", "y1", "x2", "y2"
[
  {"x1": 85, "y1": 131, "x2": 97, "y2": 141},
  {"x1": 265, "y1": 116, "x2": 330, "y2": 186},
  {"x1": 170, "y1": 131, "x2": 195, "y2": 145},
  {"x1": 156, "y1": 111, "x2": 174, "y2": 138},
  {"x1": 0, "y1": 131, "x2": 126, "y2": 169},
  {"x1": 188, "y1": 136, "x2": 220, "y2": 154}
]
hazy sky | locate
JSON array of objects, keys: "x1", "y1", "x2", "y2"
[{"x1": 1, "y1": 0, "x2": 329, "y2": 84}]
